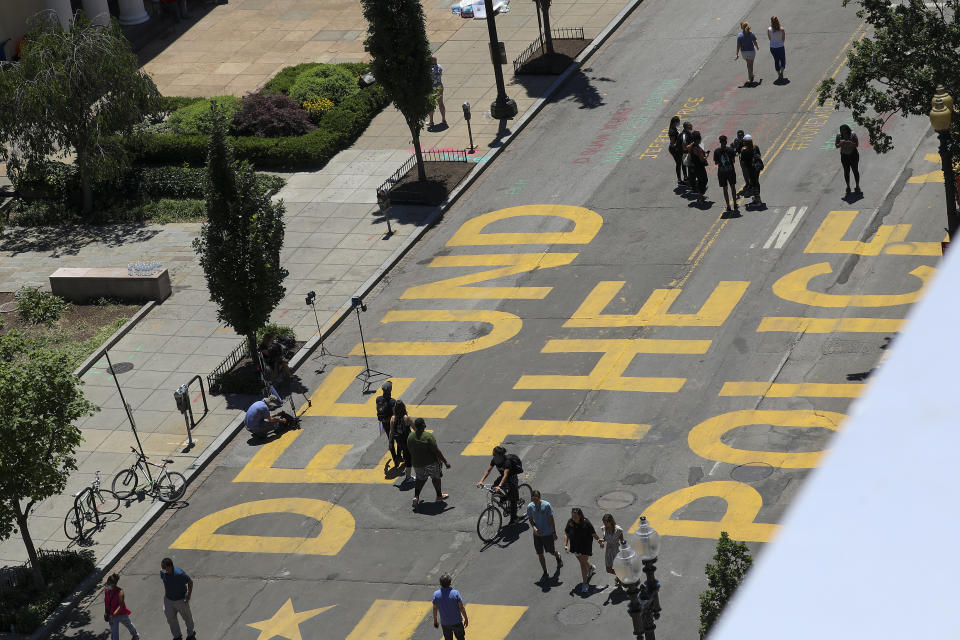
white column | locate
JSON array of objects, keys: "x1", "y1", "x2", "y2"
[
  {"x1": 44, "y1": 0, "x2": 73, "y2": 29},
  {"x1": 81, "y1": 0, "x2": 111, "y2": 26},
  {"x1": 117, "y1": 0, "x2": 150, "y2": 25}
]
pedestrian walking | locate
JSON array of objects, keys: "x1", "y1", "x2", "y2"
[
  {"x1": 407, "y1": 418, "x2": 451, "y2": 510},
  {"x1": 768, "y1": 16, "x2": 786, "y2": 81},
  {"x1": 679, "y1": 121, "x2": 695, "y2": 190},
  {"x1": 526, "y1": 490, "x2": 563, "y2": 577},
  {"x1": 429, "y1": 56, "x2": 446, "y2": 128},
  {"x1": 104, "y1": 574, "x2": 139, "y2": 640},
  {"x1": 713, "y1": 134, "x2": 739, "y2": 211},
  {"x1": 432, "y1": 573, "x2": 469, "y2": 640},
  {"x1": 739, "y1": 134, "x2": 764, "y2": 205},
  {"x1": 836, "y1": 124, "x2": 861, "y2": 194},
  {"x1": 389, "y1": 399, "x2": 413, "y2": 484},
  {"x1": 667, "y1": 116, "x2": 686, "y2": 187},
  {"x1": 735, "y1": 21, "x2": 760, "y2": 85},
  {"x1": 687, "y1": 130, "x2": 709, "y2": 204},
  {"x1": 160, "y1": 558, "x2": 195, "y2": 640},
  {"x1": 475, "y1": 446, "x2": 522, "y2": 523},
  {"x1": 600, "y1": 514, "x2": 625, "y2": 588},
  {"x1": 376, "y1": 381, "x2": 398, "y2": 467},
  {"x1": 563, "y1": 507, "x2": 603, "y2": 593}
]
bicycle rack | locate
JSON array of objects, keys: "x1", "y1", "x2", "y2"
[{"x1": 173, "y1": 375, "x2": 209, "y2": 451}]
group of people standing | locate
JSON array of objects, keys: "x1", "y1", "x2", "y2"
[
  {"x1": 735, "y1": 16, "x2": 787, "y2": 85},
  {"x1": 103, "y1": 558, "x2": 195, "y2": 640},
  {"x1": 668, "y1": 118, "x2": 764, "y2": 210}
]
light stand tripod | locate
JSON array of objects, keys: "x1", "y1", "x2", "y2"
[
  {"x1": 351, "y1": 296, "x2": 389, "y2": 392},
  {"x1": 306, "y1": 291, "x2": 343, "y2": 366}
]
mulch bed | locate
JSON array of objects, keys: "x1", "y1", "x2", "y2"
[
  {"x1": 388, "y1": 160, "x2": 474, "y2": 206},
  {"x1": 515, "y1": 38, "x2": 590, "y2": 75},
  {"x1": 0, "y1": 291, "x2": 140, "y2": 345}
]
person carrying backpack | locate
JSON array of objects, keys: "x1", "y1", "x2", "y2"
[
  {"x1": 687, "y1": 130, "x2": 709, "y2": 204},
  {"x1": 476, "y1": 446, "x2": 522, "y2": 523},
  {"x1": 376, "y1": 381, "x2": 398, "y2": 467},
  {"x1": 713, "y1": 134, "x2": 739, "y2": 211},
  {"x1": 739, "y1": 134, "x2": 764, "y2": 205}
]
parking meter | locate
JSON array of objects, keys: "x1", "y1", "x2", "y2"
[
  {"x1": 174, "y1": 384, "x2": 190, "y2": 413},
  {"x1": 462, "y1": 102, "x2": 471, "y2": 121}
]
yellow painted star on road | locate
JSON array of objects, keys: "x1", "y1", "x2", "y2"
[{"x1": 247, "y1": 599, "x2": 334, "y2": 640}]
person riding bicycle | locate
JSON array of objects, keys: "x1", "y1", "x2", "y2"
[
  {"x1": 244, "y1": 395, "x2": 295, "y2": 439},
  {"x1": 476, "y1": 446, "x2": 523, "y2": 523}
]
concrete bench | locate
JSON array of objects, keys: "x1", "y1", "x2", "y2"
[{"x1": 49, "y1": 267, "x2": 172, "y2": 303}]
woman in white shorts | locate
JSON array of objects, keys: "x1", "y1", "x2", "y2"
[{"x1": 735, "y1": 21, "x2": 760, "y2": 84}]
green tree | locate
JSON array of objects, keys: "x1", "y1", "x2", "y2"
[
  {"x1": 361, "y1": 0, "x2": 433, "y2": 181},
  {"x1": 698, "y1": 531, "x2": 754, "y2": 639},
  {"x1": 0, "y1": 13, "x2": 160, "y2": 214},
  {"x1": 818, "y1": 0, "x2": 960, "y2": 153},
  {"x1": 194, "y1": 106, "x2": 288, "y2": 360},
  {"x1": 0, "y1": 350, "x2": 97, "y2": 586}
]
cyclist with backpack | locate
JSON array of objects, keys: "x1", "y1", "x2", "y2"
[
  {"x1": 476, "y1": 446, "x2": 523, "y2": 523},
  {"x1": 713, "y1": 134, "x2": 739, "y2": 211}
]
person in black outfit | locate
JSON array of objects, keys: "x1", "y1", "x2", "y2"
[
  {"x1": 390, "y1": 399, "x2": 413, "y2": 484},
  {"x1": 688, "y1": 130, "x2": 709, "y2": 203},
  {"x1": 667, "y1": 116, "x2": 685, "y2": 187},
  {"x1": 376, "y1": 381, "x2": 398, "y2": 467},
  {"x1": 679, "y1": 121, "x2": 695, "y2": 190},
  {"x1": 476, "y1": 446, "x2": 521, "y2": 523},
  {"x1": 739, "y1": 134, "x2": 763, "y2": 205},
  {"x1": 713, "y1": 135, "x2": 739, "y2": 211},
  {"x1": 563, "y1": 507, "x2": 603, "y2": 593},
  {"x1": 835, "y1": 124, "x2": 861, "y2": 194},
  {"x1": 259, "y1": 333, "x2": 291, "y2": 381}
]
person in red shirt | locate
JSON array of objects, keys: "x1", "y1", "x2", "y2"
[{"x1": 104, "y1": 573, "x2": 140, "y2": 640}]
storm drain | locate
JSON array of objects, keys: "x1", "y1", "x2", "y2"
[
  {"x1": 108, "y1": 362, "x2": 135, "y2": 375},
  {"x1": 596, "y1": 490, "x2": 636, "y2": 510}
]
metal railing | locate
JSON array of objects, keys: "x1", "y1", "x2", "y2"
[
  {"x1": 513, "y1": 27, "x2": 586, "y2": 73},
  {"x1": 377, "y1": 149, "x2": 470, "y2": 195},
  {"x1": 207, "y1": 338, "x2": 249, "y2": 393}
]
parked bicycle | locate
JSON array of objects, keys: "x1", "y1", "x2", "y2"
[
  {"x1": 476, "y1": 482, "x2": 533, "y2": 543},
  {"x1": 63, "y1": 471, "x2": 119, "y2": 541},
  {"x1": 112, "y1": 447, "x2": 186, "y2": 503}
]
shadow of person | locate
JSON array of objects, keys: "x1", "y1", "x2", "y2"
[
  {"x1": 773, "y1": 76, "x2": 791, "y2": 85},
  {"x1": 842, "y1": 190, "x2": 865, "y2": 204},
  {"x1": 603, "y1": 586, "x2": 630, "y2": 606},
  {"x1": 413, "y1": 501, "x2": 455, "y2": 516}
]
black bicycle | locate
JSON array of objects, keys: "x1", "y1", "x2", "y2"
[
  {"x1": 112, "y1": 447, "x2": 186, "y2": 503},
  {"x1": 63, "y1": 471, "x2": 119, "y2": 541},
  {"x1": 476, "y1": 482, "x2": 533, "y2": 543}
]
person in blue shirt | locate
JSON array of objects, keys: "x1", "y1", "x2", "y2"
[
  {"x1": 432, "y1": 574, "x2": 468, "y2": 640},
  {"x1": 244, "y1": 396, "x2": 294, "y2": 439},
  {"x1": 526, "y1": 490, "x2": 563, "y2": 577},
  {"x1": 160, "y1": 558, "x2": 195, "y2": 640},
  {"x1": 735, "y1": 21, "x2": 760, "y2": 85}
]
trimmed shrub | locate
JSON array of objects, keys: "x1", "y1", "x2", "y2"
[
  {"x1": 289, "y1": 65, "x2": 359, "y2": 105},
  {"x1": 264, "y1": 62, "x2": 369, "y2": 95},
  {"x1": 303, "y1": 97, "x2": 335, "y2": 123},
  {"x1": 159, "y1": 95, "x2": 205, "y2": 113},
  {"x1": 15, "y1": 287, "x2": 68, "y2": 325},
  {"x1": 166, "y1": 96, "x2": 242, "y2": 136},
  {"x1": 233, "y1": 92, "x2": 315, "y2": 138},
  {"x1": 0, "y1": 550, "x2": 96, "y2": 634}
]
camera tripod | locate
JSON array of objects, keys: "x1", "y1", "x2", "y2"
[{"x1": 352, "y1": 302, "x2": 389, "y2": 393}]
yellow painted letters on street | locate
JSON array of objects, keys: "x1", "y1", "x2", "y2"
[
  {"x1": 514, "y1": 338, "x2": 710, "y2": 392},
  {"x1": 637, "y1": 481, "x2": 778, "y2": 543},
  {"x1": 757, "y1": 316, "x2": 904, "y2": 333},
  {"x1": 345, "y1": 600, "x2": 526, "y2": 640},
  {"x1": 234, "y1": 433, "x2": 392, "y2": 484},
  {"x1": 687, "y1": 409, "x2": 845, "y2": 468},
  {"x1": 804, "y1": 210, "x2": 941, "y2": 256},
  {"x1": 772, "y1": 262, "x2": 934, "y2": 307},
  {"x1": 446, "y1": 205, "x2": 603, "y2": 246},
  {"x1": 565, "y1": 281, "x2": 749, "y2": 327},
  {"x1": 351, "y1": 310, "x2": 522, "y2": 356},
  {"x1": 301, "y1": 366, "x2": 455, "y2": 418},
  {"x1": 169, "y1": 498, "x2": 354, "y2": 555},
  {"x1": 400, "y1": 253, "x2": 579, "y2": 299},
  {"x1": 462, "y1": 401, "x2": 649, "y2": 456}
]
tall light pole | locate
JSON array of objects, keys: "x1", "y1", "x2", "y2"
[
  {"x1": 483, "y1": 0, "x2": 517, "y2": 120},
  {"x1": 613, "y1": 516, "x2": 662, "y2": 639},
  {"x1": 929, "y1": 85, "x2": 959, "y2": 238}
]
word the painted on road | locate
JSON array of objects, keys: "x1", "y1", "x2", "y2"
[
  {"x1": 638, "y1": 96, "x2": 705, "y2": 159},
  {"x1": 762, "y1": 206, "x2": 808, "y2": 249},
  {"x1": 908, "y1": 152, "x2": 947, "y2": 184},
  {"x1": 785, "y1": 99, "x2": 835, "y2": 151},
  {"x1": 574, "y1": 102, "x2": 635, "y2": 164},
  {"x1": 805, "y1": 210, "x2": 941, "y2": 256}
]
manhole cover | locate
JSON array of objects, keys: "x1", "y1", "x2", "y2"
[
  {"x1": 622, "y1": 472, "x2": 656, "y2": 485},
  {"x1": 0, "y1": 301, "x2": 17, "y2": 313},
  {"x1": 597, "y1": 490, "x2": 636, "y2": 510},
  {"x1": 557, "y1": 603, "x2": 601, "y2": 626},
  {"x1": 108, "y1": 362, "x2": 134, "y2": 375},
  {"x1": 730, "y1": 463, "x2": 774, "y2": 483}
]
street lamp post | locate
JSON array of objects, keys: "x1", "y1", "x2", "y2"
[
  {"x1": 929, "y1": 85, "x2": 959, "y2": 238},
  {"x1": 483, "y1": 0, "x2": 518, "y2": 120},
  {"x1": 613, "y1": 516, "x2": 662, "y2": 640}
]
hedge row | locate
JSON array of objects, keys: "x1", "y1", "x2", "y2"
[
  {"x1": 263, "y1": 61, "x2": 370, "y2": 95},
  {"x1": 0, "y1": 550, "x2": 95, "y2": 634},
  {"x1": 132, "y1": 84, "x2": 389, "y2": 170}
]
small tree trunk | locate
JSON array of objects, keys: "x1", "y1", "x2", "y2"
[
  {"x1": 541, "y1": 0, "x2": 554, "y2": 54},
  {"x1": 77, "y1": 149, "x2": 93, "y2": 215},
  {"x1": 410, "y1": 127, "x2": 427, "y2": 182},
  {"x1": 13, "y1": 501, "x2": 45, "y2": 588},
  {"x1": 247, "y1": 333, "x2": 259, "y2": 369}
]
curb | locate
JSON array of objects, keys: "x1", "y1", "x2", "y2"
[
  {"x1": 73, "y1": 301, "x2": 155, "y2": 378},
  {"x1": 19, "y1": 2, "x2": 649, "y2": 637}
]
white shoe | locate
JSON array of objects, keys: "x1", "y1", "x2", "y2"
[{"x1": 587, "y1": 565, "x2": 596, "y2": 580}]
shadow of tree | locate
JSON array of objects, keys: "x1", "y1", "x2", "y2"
[
  {"x1": 0, "y1": 224, "x2": 162, "y2": 257},
  {"x1": 512, "y1": 65, "x2": 609, "y2": 110},
  {"x1": 50, "y1": 605, "x2": 110, "y2": 640}
]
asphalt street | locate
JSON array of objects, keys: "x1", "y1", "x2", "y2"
[{"x1": 55, "y1": 0, "x2": 946, "y2": 638}]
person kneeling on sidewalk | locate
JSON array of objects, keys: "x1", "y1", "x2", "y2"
[{"x1": 244, "y1": 396, "x2": 295, "y2": 439}]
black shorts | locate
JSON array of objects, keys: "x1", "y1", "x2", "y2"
[
  {"x1": 533, "y1": 534, "x2": 556, "y2": 555},
  {"x1": 717, "y1": 169, "x2": 736, "y2": 188}
]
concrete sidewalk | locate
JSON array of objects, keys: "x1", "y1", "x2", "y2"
[{"x1": 0, "y1": 0, "x2": 628, "y2": 568}]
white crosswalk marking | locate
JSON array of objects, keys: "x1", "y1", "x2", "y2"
[{"x1": 763, "y1": 206, "x2": 808, "y2": 249}]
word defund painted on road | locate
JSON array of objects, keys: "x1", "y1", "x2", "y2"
[{"x1": 574, "y1": 103, "x2": 635, "y2": 164}]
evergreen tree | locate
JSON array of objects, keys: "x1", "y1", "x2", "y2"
[
  {"x1": 698, "y1": 532, "x2": 754, "y2": 638},
  {"x1": 194, "y1": 106, "x2": 288, "y2": 360},
  {"x1": 361, "y1": 0, "x2": 433, "y2": 181}
]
